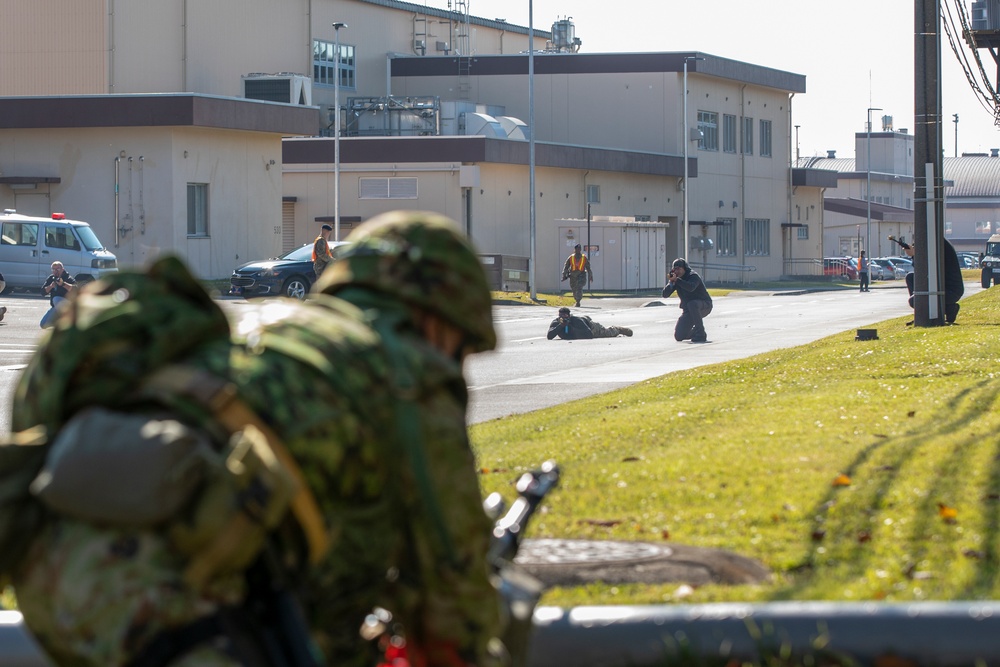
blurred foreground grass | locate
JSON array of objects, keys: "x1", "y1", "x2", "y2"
[{"x1": 471, "y1": 287, "x2": 1000, "y2": 607}]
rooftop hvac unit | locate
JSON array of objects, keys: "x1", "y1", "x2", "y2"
[{"x1": 242, "y1": 73, "x2": 313, "y2": 105}]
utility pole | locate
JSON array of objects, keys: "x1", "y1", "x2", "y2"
[{"x1": 914, "y1": 0, "x2": 945, "y2": 326}]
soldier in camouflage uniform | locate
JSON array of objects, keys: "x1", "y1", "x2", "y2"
[
  {"x1": 9, "y1": 211, "x2": 504, "y2": 667},
  {"x1": 561, "y1": 244, "x2": 593, "y2": 307}
]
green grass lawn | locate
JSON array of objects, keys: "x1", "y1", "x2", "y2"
[{"x1": 471, "y1": 287, "x2": 1000, "y2": 608}]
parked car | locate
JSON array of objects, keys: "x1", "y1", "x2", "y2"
[
  {"x1": 229, "y1": 241, "x2": 350, "y2": 300},
  {"x1": 822, "y1": 257, "x2": 858, "y2": 280},
  {"x1": 885, "y1": 256, "x2": 913, "y2": 273},
  {"x1": 956, "y1": 251, "x2": 980, "y2": 269},
  {"x1": 871, "y1": 257, "x2": 907, "y2": 280}
]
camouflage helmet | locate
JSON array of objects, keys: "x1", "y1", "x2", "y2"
[{"x1": 317, "y1": 210, "x2": 496, "y2": 352}]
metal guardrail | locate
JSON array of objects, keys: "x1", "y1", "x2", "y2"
[
  {"x1": 11, "y1": 601, "x2": 1000, "y2": 666},
  {"x1": 0, "y1": 611, "x2": 52, "y2": 667},
  {"x1": 692, "y1": 261, "x2": 758, "y2": 285},
  {"x1": 527, "y1": 601, "x2": 1000, "y2": 666}
]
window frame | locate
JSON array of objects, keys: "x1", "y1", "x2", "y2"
[
  {"x1": 313, "y1": 39, "x2": 356, "y2": 90},
  {"x1": 760, "y1": 119, "x2": 772, "y2": 158},
  {"x1": 715, "y1": 217, "x2": 737, "y2": 257},
  {"x1": 723, "y1": 114, "x2": 737, "y2": 154},
  {"x1": 697, "y1": 111, "x2": 719, "y2": 151},
  {"x1": 742, "y1": 116, "x2": 754, "y2": 155},
  {"x1": 744, "y1": 217, "x2": 770, "y2": 256},
  {"x1": 187, "y1": 183, "x2": 210, "y2": 238}
]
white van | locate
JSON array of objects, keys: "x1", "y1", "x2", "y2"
[{"x1": 0, "y1": 210, "x2": 118, "y2": 291}]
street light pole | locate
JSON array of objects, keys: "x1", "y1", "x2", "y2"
[
  {"x1": 528, "y1": 0, "x2": 536, "y2": 300},
  {"x1": 332, "y1": 21, "x2": 348, "y2": 241},
  {"x1": 953, "y1": 113, "x2": 959, "y2": 157},
  {"x1": 866, "y1": 106, "x2": 882, "y2": 266},
  {"x1": 682, "y1": 55, "x2": 703, "y2": 259}
]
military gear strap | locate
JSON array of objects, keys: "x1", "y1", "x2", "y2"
[
  {"x1": 143, "y1": 365, "x2": 330, "y2": 566},
  {"x1": 374, "y1": 320, "x2": 460, "y2": 568}
]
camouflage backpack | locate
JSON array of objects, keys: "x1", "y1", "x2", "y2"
[{"x1": 0, "y1": 256, "x2": 328, "y2": 588}]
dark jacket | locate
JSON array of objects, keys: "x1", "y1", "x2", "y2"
[
  {"x1": 943, "y1": 239, "x2": 965, "y2": 304},
  {"x1": 662, "y1": 269, "x2": 712, "y2": 307},
  {"x1": 547, "y1": 315, "x2": 594, "y2": 340},
  {"x1": 41, "y1": 273, "x2": 76, "y2": 301}
]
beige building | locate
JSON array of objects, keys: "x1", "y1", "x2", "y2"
[
  {"x1": 0, "y1": 0, "x2": 828, "y2": 289},
  {"x1": 801, "y1": 126, "x2": 1000, "y2": 260}
]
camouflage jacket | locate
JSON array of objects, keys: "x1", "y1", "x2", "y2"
[{"x1": 12, "y1": 259, "x2": 500, "y2": 667}]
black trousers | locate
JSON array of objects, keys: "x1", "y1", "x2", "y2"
[
  {"x1": 906, "y1": 273, "x2": 961, "y2": 323},
  {"x1": 674, "y1": 300, "x2": 712, "y2": 341}
]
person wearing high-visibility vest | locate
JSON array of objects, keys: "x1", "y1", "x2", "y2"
[
  {"x1": 313, "y1": 223, "x2": 335, "y2": 277},
  {"x1": 561, "y1": 244, "x2": 593, "y2": 307}
]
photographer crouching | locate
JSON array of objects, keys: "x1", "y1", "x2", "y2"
[
  {"x1": 662, "y1": 258, "x2": 712, "y2": 343},
  {"x1": 40, "y1": 260, "x2": 76, "y2": 329}
]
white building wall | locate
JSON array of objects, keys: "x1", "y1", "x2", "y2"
[
  {"x1": 281, "y1": 157, "x2": 681, "y2": 292},
  {"x1": 0, "y1": 126, "x2": 283, "y2": 279}
]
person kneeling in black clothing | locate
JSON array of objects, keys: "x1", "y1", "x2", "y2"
[
  {"x1": 547, "y1": 307, "x2": 633, "y2": 340},
  {"x1": 902, "y1": 238, "x2": 964, "y2": 324},
  {"x1": 662, "y1": 258, "x2": 713, "y2": 342}
]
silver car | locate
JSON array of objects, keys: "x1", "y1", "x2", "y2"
[{"x1": 872, "y1": 257, "x2": 907, "y2": 280}]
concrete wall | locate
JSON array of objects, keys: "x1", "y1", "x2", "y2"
[
  {"x1": 0, "y1": 0, "x2": 312, "y2": 97},
  {"x1": 0, "y1": 0, "x2": 107, "y2": 94}
]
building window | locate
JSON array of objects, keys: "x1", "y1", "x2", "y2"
[
  {"x1": 945, "y1": 221, "x2": 953, "y2": 235},
  {"x1": 742, "y1": 116, "x2": 754, "y2": 155},
  {"x1": 744, "y1": 217, "x2": 769, "y2": 255},
  {"x1": 760, "y1": 119, "x2": 772, "y2": 157},
  {"x1": 314, "y1": 39, "x2": 356, "y2": 89},
  {"x1": 723, "y1": 114, "x2": 737, "y2": 153},
  {"x1": 716, "y1": 217, "x2": 736, "y2": 256},
  {"x1": 586, "y1": 184, "x2": 601, "y2": 204},
  {"x1": 797, "y1": 225, "x2": 809, "y2": 240},
  {"x1": 976, "y1": 220, "x2": 992, "y2": 234},
  {"x1": 187, "y1": 183, "x2": 209, "y2": 237},
  {"x1": 359, "y1": 177, "x2": 418, "y2": 199},
  {"x1": 839, "y1": 237, "x2": 860, "y2": 256},
  {"x1": 697, "y1": 111, "x2": 718, "y2": 151}
]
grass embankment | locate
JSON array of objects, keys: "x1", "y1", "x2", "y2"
[{"x1": 471, "y1": 287, "x2": 1000, "y2": 607}]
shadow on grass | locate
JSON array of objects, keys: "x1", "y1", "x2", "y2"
[{"x1": 773, "y1": 378, "x2": 1000, "y2": 600}]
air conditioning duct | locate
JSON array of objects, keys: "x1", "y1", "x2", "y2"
[{"x1": 242, "y1": 73, "x2": 313, "y2": 105}]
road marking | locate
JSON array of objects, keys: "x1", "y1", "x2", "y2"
[{"x1": 0, "y1": 365, "x2": 28, "y2": 371}]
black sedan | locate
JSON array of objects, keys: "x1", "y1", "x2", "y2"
[{"x1": 229, "y1": 242, "x2": 350, "y2": 300}]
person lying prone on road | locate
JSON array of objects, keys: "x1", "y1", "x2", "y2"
[{"x1": 547, "y1": 307, "x2": 632, "y2": 340}]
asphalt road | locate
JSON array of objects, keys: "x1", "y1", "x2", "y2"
[
  {"x1": 465, "y1": 283, "x2": 931, "y2": 424},
  {"x1": 0, "y1": 282, "x2": 971, "y2": 436}
]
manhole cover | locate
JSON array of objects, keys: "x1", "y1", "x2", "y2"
[
  {"x1": 511, "y1": 539, "x2": 771, "y2": 587},
  {"x1": 515, "y1": 538, "x2": 672, "y2": 566}
]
